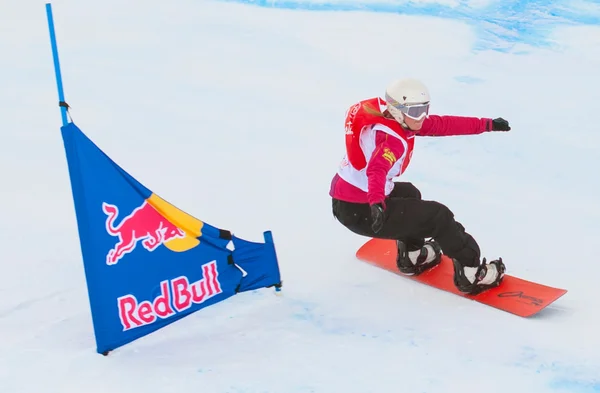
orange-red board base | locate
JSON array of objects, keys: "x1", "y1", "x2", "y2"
[{"x1": 356, "y1": 238, "x2": 567, "y2": 317}]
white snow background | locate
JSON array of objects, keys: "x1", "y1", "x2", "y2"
[{"x1": 1, "y1": 0, "x2": 600, "y2": 392}]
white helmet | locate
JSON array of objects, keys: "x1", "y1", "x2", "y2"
[{"x1": 384, "y1": 78, "x2": 431, "y2": 125}]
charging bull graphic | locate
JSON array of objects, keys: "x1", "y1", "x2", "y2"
[{"x1": 103, "y1": 201, "x2": 186, "y2": 265}]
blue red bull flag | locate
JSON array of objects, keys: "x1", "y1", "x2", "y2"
[{"x1": 60, "y1": 121, "x2": 282, "y2": 355}]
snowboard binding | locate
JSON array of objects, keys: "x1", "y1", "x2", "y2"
[
  {"x1": 452, "y1": 257, "x2": 506, "y2": 295},
  {"x1": 396, "y1": 239, "x2": 442, "y2": 276}
]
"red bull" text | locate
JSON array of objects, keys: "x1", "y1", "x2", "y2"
[
  {"x1": 102, "y1": 201, "x2": 186, "y2": 265},
  {"x1": 117, "y1": 261, "x2": 223, "y2": 331}
]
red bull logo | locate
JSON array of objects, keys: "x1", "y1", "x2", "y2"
[
  {"x1": 103, "y1": 201, "x2": 186, "y2": 265},
  {"x1": 117, "y1": 261, "x2": 223, "y2": 331}
]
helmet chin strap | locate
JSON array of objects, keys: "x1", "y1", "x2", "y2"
[
  {"x1": 385, "y1": 108, "x2": 412, "y2": 130},
  {"x1": 397, "y1": 112, "x2": 419, "y2": 131},
  {"x1": 398, "y1": 113, "x2": 410, "y2": 130}
]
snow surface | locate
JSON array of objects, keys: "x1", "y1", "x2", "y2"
[{"x1": 2, "y1": 0, "x2": 600, "y2": 392}]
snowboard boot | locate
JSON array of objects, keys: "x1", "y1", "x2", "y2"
[
  {"x1": 396, "y1": 239, "x2": 442, "y2": 276},
  {"x1": 452, "y1": 257, "x2": 506, "y2": 295}
]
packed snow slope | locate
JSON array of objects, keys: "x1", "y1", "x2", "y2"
[{"x1": 1, "y1": 0, "x2": 599, "y2": 392}]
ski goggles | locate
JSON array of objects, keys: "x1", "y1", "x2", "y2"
[{"x1": 386, "y1": 94, "x2": 430, "y2": 120}]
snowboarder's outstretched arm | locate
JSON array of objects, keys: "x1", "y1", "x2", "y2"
[{"x1": 418, "y1": 115, "x2": 510, "y2": 136}]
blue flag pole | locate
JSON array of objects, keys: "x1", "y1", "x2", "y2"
[{"x1": 46, "y1": 3, "x2": 69, "y2": 127}]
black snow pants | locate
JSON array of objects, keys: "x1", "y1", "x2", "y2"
[{"x1": 332, "y1": 182, "x2": 481, "y2": 267}]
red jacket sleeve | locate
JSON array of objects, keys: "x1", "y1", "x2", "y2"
[
  {"x1": 366, "y1": 131, "x2": 406, "y2": 206},
  {"x1": 417, "y1": 115, "x2": 492, "y2": 136}
]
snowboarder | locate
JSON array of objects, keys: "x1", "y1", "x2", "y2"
[{"x1": 330, "y1": 78, "x2": 511, "y2": 295}]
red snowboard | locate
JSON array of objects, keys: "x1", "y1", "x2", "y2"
[{"x1": 356, "y1": 238, "x2": 567, "y2": 317}]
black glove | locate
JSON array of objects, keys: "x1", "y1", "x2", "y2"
[
  {"x1": 370, "y1": 203, "x2": 385, "y2": 233},
  {"x1": 491, "y1": 117, "x2": 511, "y2": 131}
]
